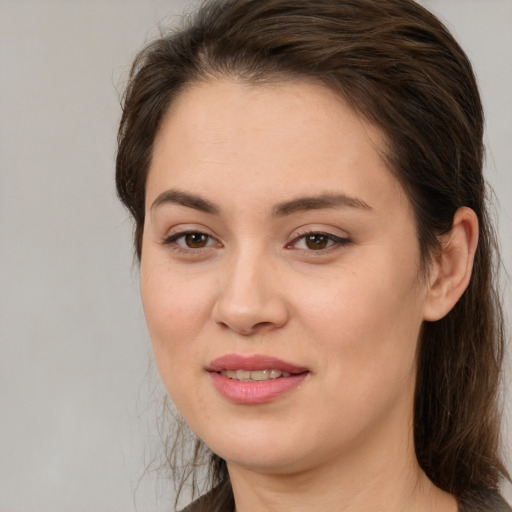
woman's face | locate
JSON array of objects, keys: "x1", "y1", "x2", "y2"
[{"x1": 141, "y1": 79, "x2": 431, "y2": 474}]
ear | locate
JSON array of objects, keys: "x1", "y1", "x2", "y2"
[{"x1": 423, "y1": 207, "x2": 479, "y2": 322}]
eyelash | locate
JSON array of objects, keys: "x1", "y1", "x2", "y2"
[
  {"x1": 287, "y1": 231, "x2": 351, "y2": 253},
  {"x1": 162, "y1": 231, "x2": 220, "y2": 252},
  {"x1": 162, "y1": 230, "x2": 351, "y2": 255}
]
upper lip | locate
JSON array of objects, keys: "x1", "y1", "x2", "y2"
[{"x1": 207, "y1": 354, "x2": 309, "y2": 374}]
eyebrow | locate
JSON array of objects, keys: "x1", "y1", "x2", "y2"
[
  {"x1": 150, "y1": 189, "x2": 372, "y2": 216},
  {"x1": 273, "y1": 192, "x2": 372, "y2": 216},
  {"x1": 151, "y1": 189, "x2": 220, "y2": 214}
]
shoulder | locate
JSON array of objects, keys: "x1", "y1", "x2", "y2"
[
  {"x1": 458, "y1": 487, "x2": 512, "y2": 512},
  {"x1": 180, "y1": 495, "x2": 233, "y2": 512},
  {"x1": 180, "y1": 485, "x2": 512, "y2": 512},
  {"x1": 179, "y1": 480, "x2": 234, "y2": 512},
  {"x1": 179, "y1": 494, "x2": 212, "y2": 512},
  {"x1": 179, "y1": 498, "x2": 203, "y2": 512}
]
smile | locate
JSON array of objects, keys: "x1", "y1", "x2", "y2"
[
  {"x1": 220, "y1": 369, "x2": 292, "y2": 381},
  {"x1": 207, "y1": 354, "x2": 310, "y2": 404}
]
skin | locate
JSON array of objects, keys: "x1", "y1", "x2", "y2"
[{"x1": 140, "y1": 78, "x2": 477, "y2": 511}]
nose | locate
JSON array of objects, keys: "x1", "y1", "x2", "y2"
[{"x1": 211, "y1": 249, "x2": 289, "y2": 336}]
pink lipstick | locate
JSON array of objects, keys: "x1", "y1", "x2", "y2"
[{"x1": 207, "y1": 354, "x2": 309, "y2": 404}]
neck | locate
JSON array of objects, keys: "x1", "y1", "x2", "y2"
[
  {"x1": 227, "y1": 394, "x2": 457, "y2": 512},
  {"x1": 229, "y1": 460, "x2": 455, "y2": 512}
]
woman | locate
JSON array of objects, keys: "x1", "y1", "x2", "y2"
[{"x1": 116, "y1": 0, "x2": 511, "y2": 510}]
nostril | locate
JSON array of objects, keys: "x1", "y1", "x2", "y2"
[
  {"x1": 215, "y1": 320, "x2": 274, "y2": 336},
  {"x1": 245, "y1": 322, "x2": 273, "y2": 336},
  {"x1": 253, "y1": 321, "x2": 274, "y2": 331},
  {"x1": 211, "y1": 285, "x2": 289, "y2": 335}
]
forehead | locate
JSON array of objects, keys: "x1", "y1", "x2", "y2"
[
  {"x1": 155, "y1": 77, "x2": 385, "y2": 160},
  {"x1": 147, "y1": 78, "x2": 407, "y2": 216}
]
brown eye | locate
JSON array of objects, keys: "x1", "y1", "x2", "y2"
[
  {"x1": 184, "y1": 232, "x2": 210, "y2": 248},
  {"x1": 305, "y1": 234, "x2": 329, "y2": 250},
  {"x1": 163, "y1": 231, "x2": 218, "y2": 249},
  {"x1": 289, "y1": 231, "x2": 350, "y2": 252}
]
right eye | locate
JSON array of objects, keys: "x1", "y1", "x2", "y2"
[{"x1": 163, "y1": 231, "x2": 219, "y2": 250}]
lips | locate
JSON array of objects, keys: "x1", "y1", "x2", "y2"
[
  {"x1": 207, "y1": 354, "x2": 309, "y2": 404},
  {"x1": 207, "y1": 354, "x2": 309, "y2": 374},
  {"x1": 220, "y1": 369, "x2": 292, "y2": 381}
]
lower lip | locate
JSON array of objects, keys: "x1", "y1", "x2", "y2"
[{"x1": 209, "y1": 372, "x2": 308, "y2": 404}]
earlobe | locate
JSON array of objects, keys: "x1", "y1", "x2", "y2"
[{"x1": 423, "y1": 207, "x2": 479, "y2": 322}]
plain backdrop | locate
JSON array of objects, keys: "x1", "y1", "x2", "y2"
[{"x1": 0, "y1": 1, "x2": 511, "y2": 511}]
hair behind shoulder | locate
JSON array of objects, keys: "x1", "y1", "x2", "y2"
[{"x1": 116, "y1": 0, "x2": 509, "y2": 506}]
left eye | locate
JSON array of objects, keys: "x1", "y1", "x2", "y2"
[
  {"x1": 164, "y1": 231, "x2": 217, "y2": 249},
  {"x1": 291, "y1": 232, "x2": 348, "y2": 251}
]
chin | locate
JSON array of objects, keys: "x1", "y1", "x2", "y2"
[
  {"x1": 192, "y1": 413, "x2": 346, "y2": 476},
  {"x1": 218, "y1": 443, "x2": 314, "y2": 474},
  {"x1": 189, "y1": 415, "x2": 306, "y2": 471}
]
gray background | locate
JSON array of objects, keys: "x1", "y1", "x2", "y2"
[{"x1": 0, "y1": 1, "x2": 510, "y2": 510}]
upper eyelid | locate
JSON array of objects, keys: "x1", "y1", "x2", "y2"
[
  {"x1": 162, "y1": 223, "x2": 218, "y2": 240},
  {"x1": 290, "y1": 228, "x2": 350, "y2": 242},
  {"x1": 161, "y1": 227, "x2": 350, "y2": 250},
  {"x1": 288, "y1": 231, "x2": 350, "y2": 247},
  {"x1": 293, "y1": 230, "x2": 346, "y2": 238},
  {"x1": 162, "y1": 230, "x2": 220, "y2": 245}
]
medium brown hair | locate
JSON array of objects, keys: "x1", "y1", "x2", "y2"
[{"x1": 116, "y1": 0, "x2": 508, "y2": 507}]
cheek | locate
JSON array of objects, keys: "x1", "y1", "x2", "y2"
[
  {"x1": 140, "y1": 267, "x2": 219, "y2": 426},
  {"x1": 141, "y1": 251, "x2": 214, "y2": 333},
  {"x1": 291, "y1": 256, "x2": 424, "y2": 387},
  {"x1": 293, "y1": 277, "x2": 422, "y2": 447},
  {"x1": 139, "y1": 256, "x2": 216, "y2": 391}
]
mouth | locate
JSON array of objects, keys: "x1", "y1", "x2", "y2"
[
  {"x1": 207, "y1": 354, "x2": 310, "y2": 404},
  {"x1": 207, "y1": 353, "x2": 309, "y2": 377},
  {"x1": 219, "y1": 369, "x2": 294, "y2": 381}
]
